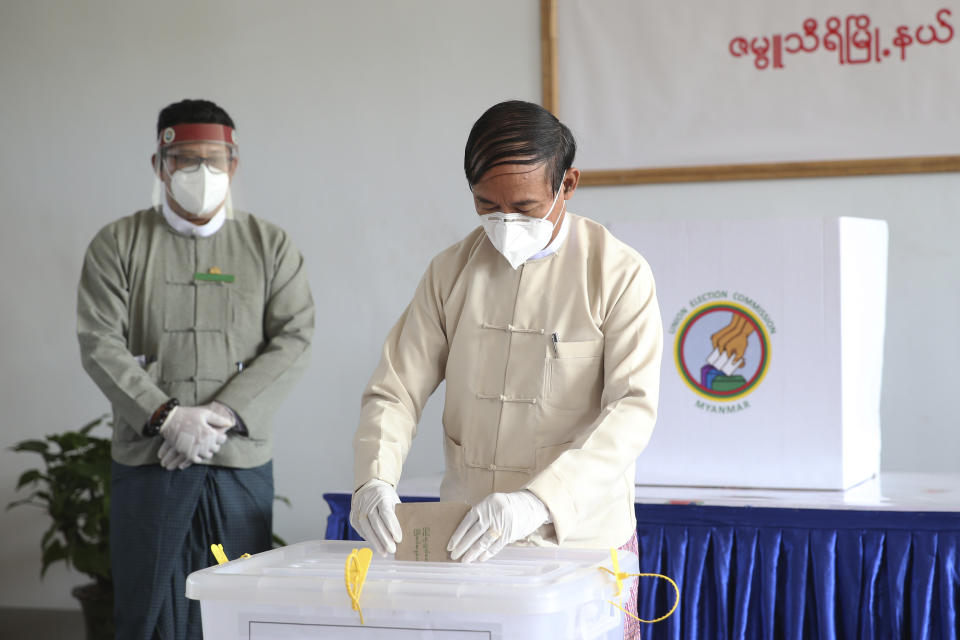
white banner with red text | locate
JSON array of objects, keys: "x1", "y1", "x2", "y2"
[{"x1": 556, "y1": 0, "x2": 959, "y2": 169}]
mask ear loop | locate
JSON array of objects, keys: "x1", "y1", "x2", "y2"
[
  {"x1": 161, "y1": 156, "x2": 179, "y2": 210},
  {"x1": 151, "y1": 151, "x2": 168, "y2": 212},
  {"x1": 548, "y1": 181, "x2": 567, "y2": 232},
  {"x1": 535, "y1": 182, "x2": 565, "y2": 229},
  {"x1": 548, "y1": 181, "x2": 563, "y2": 213}
]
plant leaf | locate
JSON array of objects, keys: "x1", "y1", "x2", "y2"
[
  {"x1": 16, "y1": 469, "x2": 46, "y2": 489},
  {"x1": 273, "y1": 495, "x2": 292, "y2": 508},
  {"x1": 50, "y1": 432, "x2": 86, "y2": 453},
  {"x1": 40, "y1": 540, "x2": 68, "y2": 577},
  {"x1": 41, "y1": 525, "x2": 58, "y2": 549},
  {"x1": 11, "y1": 440, "x2": 49, "y2": 454},
  {"x1": 78, "y1": 414, "x2": 109, "y2": 435},
  {"x1": 73, "y1": 544, "x2": 111, "y2": 582},
  {"x1": 6, "y1": 499, "x2": 43, "y2": 511},
  {"x1": 68, "y1": 462, "x2": 106, "y2": 480}
]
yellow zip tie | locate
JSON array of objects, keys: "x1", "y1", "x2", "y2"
[
  {"x1": 211, "y1": 543, "x2": 229, "y2": 565},
  {"x1": 601, "y1": 548, "x2": 680, "y2": 624},
  {"x1": 345, "y1": 548, "x2": 373, "y2": 625},
  {"x1": 211, "y1": 543, "x2": 252, "y2": 566}
]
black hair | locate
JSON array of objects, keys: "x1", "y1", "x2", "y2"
[
  {"x1": 156, "y1": 99, "x2": 235, "y2": 136},
  {"x1": 464, "y1": 100, "x2": 576, "y2": 193}
]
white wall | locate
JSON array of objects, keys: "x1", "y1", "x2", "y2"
[{"x1": 0, "y1": 0, "x2": 956, "y2": 611}]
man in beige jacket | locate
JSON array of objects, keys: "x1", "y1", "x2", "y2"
[{"x1": 351, "y1": 100, "x2": 662, "y2": 565}]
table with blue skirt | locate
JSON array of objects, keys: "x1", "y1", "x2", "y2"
[{"x1": 323, "y1": 473, "x2": 960, "y2": 640}]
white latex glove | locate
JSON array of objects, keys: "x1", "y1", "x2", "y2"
[
  {"x1": 448, "y1": 491, "x2": 550, "y2": 564},
  {"x1": 157, "y1": 440, "x2": 186, "y2": 471},
  {"x1": 349, "y1": 479, "x2": 402, "y2": 557},
  {"x1": 207, "y1": 400, "x2": 238, "y2": 426},
  {"x1": 157, "y1": 404, "x2": 232, "y2": 470}
]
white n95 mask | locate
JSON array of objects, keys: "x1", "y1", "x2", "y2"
[
  {"x1": 481, "y1": 187, "x2": 563, "y2": 270},
  {"x1": 168, "y1": 165, "x2": 230, "y2": 216}
]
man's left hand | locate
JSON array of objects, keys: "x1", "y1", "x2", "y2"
[
  {"x1": 447, "y1": 490, "x2": 549, "y2": 563},
  {"x1": 158, "y1": 401, "x2": 237, "y2": 470},
  {"x1": 207, "y1": 400, "x2": 237, "y2": 426}
]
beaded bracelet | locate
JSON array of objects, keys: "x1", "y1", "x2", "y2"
[{"x1": 142, "y1": 397, "x2": 180, "y2": 437}]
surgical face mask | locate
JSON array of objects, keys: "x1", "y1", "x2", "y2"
[
  {"x1": 167, "y1": 165, "x2": 230, "y2": 217},
  {"x1": 481, "y1": 186, "x2": 564, "y2": 269}
]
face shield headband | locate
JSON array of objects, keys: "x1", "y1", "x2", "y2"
[{"x1": 157, "y1": 123, "x2": 238, "y2": 150}]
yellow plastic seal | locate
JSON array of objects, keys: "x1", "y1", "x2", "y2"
[
  {"x1": 345, "y1": 548, "x2": 373, "y2": 625},
  {"x1": 211, "y1": 543, "x2": 229, "y2": 565},
  {"x1": 601, "y1": 548, "x2": 680, "y2": 626},
  {"x1": 210, "y1": 543, "x2": 251, "y2": 566}
]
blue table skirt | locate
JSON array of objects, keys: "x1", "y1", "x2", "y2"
[{"x1": 323, "y1": 493, "x2": 960, "y2": 640}]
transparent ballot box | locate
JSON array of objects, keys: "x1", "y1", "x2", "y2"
[{"x1": 186, "y1": 539, "x2": 639, "y2": 639}]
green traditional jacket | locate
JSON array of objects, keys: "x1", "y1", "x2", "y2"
[{"x1": 77, "y1": 207, "x2": 314, "y2": 468}]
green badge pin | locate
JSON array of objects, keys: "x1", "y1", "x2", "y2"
[{"x1": 194, "y1": 266, "x2": 235, "y2": 283}]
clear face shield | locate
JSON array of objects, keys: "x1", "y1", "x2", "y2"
[{"x1": 151, "y1": 123, "x2": 239, "y2": 223}]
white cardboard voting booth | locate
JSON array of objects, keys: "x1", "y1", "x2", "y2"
[
  {"x1": 612, "y1": 217, "x2": 888, "y2": 490},
  {"x1": 186, "y1": 540, "x2": 639, "y2": 639}
]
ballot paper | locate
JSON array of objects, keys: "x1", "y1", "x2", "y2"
[{"x1": 394, "y1": 501, "x2": 470, "y2": 562}]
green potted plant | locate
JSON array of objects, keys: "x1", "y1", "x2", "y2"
[{"x1": 8, "y1": 415, "x2": 114, "y2": 640}]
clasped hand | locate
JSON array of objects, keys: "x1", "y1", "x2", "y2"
[{"x1": 157, "y1": 402, "x2": 235, "y2": 470}]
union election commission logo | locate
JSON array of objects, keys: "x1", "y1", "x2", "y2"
[{"x1": 673, "y1": 298, "x2": 772, "y2": 402}]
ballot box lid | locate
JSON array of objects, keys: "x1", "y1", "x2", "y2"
[{"x1": 186, "y1": 539, "x2": 638, "y2": 616}]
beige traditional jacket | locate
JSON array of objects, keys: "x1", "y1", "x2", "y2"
[
  {"x1": 78, "y1": 207, "x2": 314, "y2": 468},
  {"x1": 354, "y1": 213, "x2": 662, "y2": 549}
]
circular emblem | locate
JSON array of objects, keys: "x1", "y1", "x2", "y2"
[
  {"x1": 675, "y1": 302, "x2": 770, "y2": 402},
  {"x1": 162, "y1": 127, "x2": 175, "y2": 144}
]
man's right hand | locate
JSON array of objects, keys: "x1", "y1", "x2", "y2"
[
  {"x1": 157, "y1": 405, "x2": 231, "y2": 470},
  {"x1": 350, "y1": 479, "x2": 402, "y2": 557}
]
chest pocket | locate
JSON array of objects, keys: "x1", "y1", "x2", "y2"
[{"x1": 543, "y1": 338, "x2": 604, "y2": 411}]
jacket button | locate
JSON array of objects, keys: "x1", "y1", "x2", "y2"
[{"x1": 488, "y1": 464, "x2": 496, "y2": 471}]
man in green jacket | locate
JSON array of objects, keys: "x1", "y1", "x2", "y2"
[{"x1": 77, "y1": 99, "x2": 314, "y2": 638}]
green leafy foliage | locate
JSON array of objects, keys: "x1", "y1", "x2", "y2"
[{"x1": 8, "y1": 415, "x2": 113, "y2": 589}]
